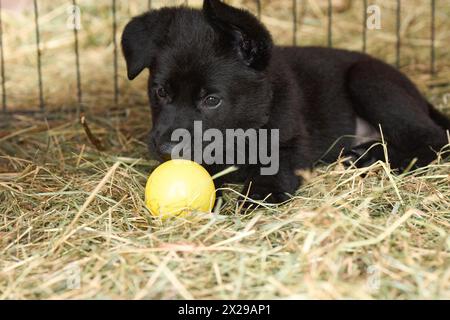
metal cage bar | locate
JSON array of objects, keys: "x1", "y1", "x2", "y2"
[
  {"x1": 327, "y1": 0, "x2": 333, "y2": 48},
  {"x1": 255, "y1": 0, "x2": 261, "y2": 20},
  {"x1": 0, "y1": 0, "x2": 6, "y2": 112},
  {"x1": 396, "y1": 0, "x2": 401, "y2": 68},
  {"x1": 431, "y1": 0, "x2": 436, "y2": 76},
  {"x1": 293, "y1": 0, "x2": 298, "y2": 46},
  {"x1": 33, "y1": 0, "x2": 44, "y2": 111},
  {"x1": 362, "y1": 0, "x2": 367, "y2": 53},
  {"x1": 72, "y1": 0, "x2": 83, "y2": 112},
  {"x1": 112, "y1": 0, "x2": 119, "y2": 108}
]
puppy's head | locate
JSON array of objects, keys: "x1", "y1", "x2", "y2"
[{"x1": 122, "y1": 0, "x2": 274, "y2": 161}]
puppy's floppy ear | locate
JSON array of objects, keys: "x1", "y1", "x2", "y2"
[
  {"x1": 121, "y1": 9, "x2": 175, "y2": 80},
  {"x1": 203, "y1": 0, "x2": 273, "y2": 70}
]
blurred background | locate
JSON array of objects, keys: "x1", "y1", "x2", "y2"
[{"x1": 0, "y1": 0, "x2": 449, "y2": 115}]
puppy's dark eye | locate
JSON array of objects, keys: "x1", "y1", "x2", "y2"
[
  {"x1": 157, "y1": 87, "x2": 168, "y2": 99},
  {"x1": 203, "y1": 95, "x2": 222, "y2": 109}
]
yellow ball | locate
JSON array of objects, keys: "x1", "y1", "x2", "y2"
[{"x1": 145, "y1": 159, "x2": 216, "y2": 218}]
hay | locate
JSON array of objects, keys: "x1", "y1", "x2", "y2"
[{"x1": 0, "y1": 0, "x2": 450, "y2": 299}]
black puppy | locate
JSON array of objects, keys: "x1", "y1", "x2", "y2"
[{"x1": 122, "y1": 0, "x2": 450, "y2": 203}]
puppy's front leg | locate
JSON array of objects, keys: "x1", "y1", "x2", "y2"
[{"x1": 241, "y1": 153, "x2": 301, "y2": 204}]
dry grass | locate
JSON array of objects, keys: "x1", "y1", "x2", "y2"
[{"x1": 0, "y1": 0, "x2": 450, "y2": 299}]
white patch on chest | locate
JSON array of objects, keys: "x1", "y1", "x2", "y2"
[{"x1": 354, "y1": 116, "x2": 381, "y2": 146}]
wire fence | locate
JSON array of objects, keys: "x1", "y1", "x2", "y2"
[{"x1": 0, "y1": 0, "x2": 441, "y2": 115}]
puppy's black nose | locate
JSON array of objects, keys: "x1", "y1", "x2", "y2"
[{"x1": 158, "y1": 143, "x2": 176, "y2": 161}]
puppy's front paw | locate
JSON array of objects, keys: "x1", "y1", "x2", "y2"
[
  {"x1": 343, "y1": 142, "x2": 385, "y2": 169},
  {"x1": 239, "y1": 190, "x2": 291, "y2": 206},
  {"x1": 253, "y1": 191, "x2": 291, "y2": 204},
  {"x1": 239, "y1": 179, "x2": 293, "y2": 206}
]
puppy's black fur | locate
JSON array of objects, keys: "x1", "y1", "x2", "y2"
[{"x1": 122, "y1": 0, "x2": 450, "y2": 203}]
